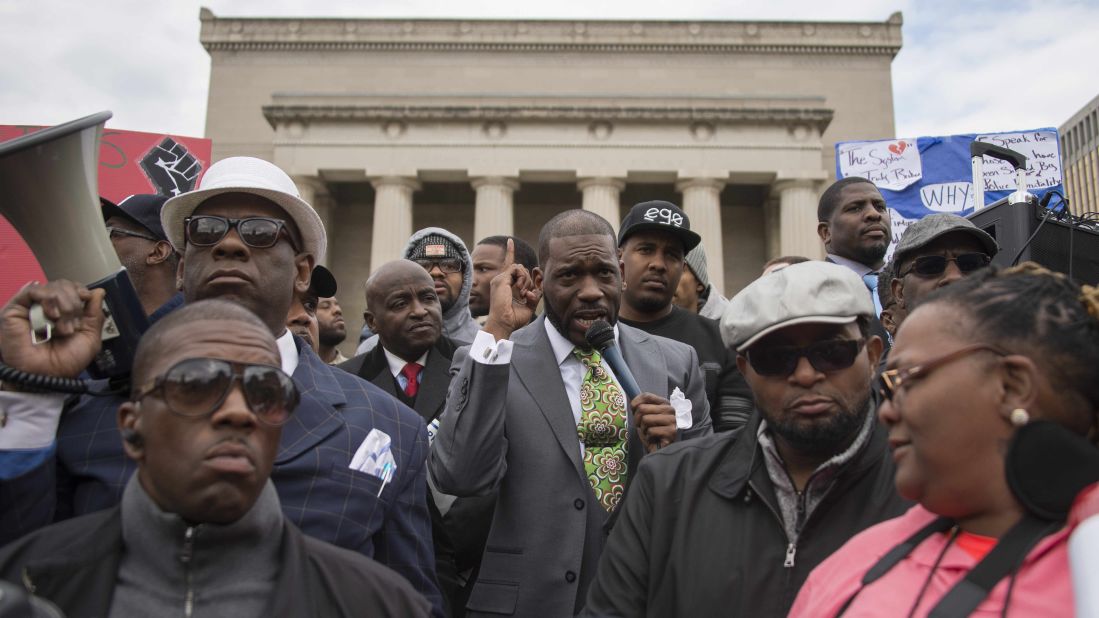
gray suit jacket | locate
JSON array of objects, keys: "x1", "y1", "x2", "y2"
[{"x1": 430, "y1": 317, "x2": 712, "y2": 617}]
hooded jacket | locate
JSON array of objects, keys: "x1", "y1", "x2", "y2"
[
  {"x1": 357, "y1": 227, "x2": 480, "y2": 355},
  {"x1": 697, "y1": 285, "x2": 731, "y2": 321}
]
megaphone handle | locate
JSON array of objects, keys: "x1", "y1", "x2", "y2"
[
  {"x1": 28, "y1": 304, "x2": 53, "y2": 345},
  {"x1": 28, "y1": 298, "x2": 120, "y2": 344}
]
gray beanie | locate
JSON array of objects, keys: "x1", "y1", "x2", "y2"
[{"x1": 685, "y1": 244, "x2": 710, "y2": 288}]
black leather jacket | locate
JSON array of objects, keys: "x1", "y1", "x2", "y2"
[{"x1": 583, "y1": 410, "x2": 911, "y2": 617}]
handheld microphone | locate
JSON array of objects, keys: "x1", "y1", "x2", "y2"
[{"x1": 584, "y1": 320, "x2": 641, "y2": 403}]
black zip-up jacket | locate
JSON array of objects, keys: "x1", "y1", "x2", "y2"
[
  {"x1": 583, "y1": 410, "x2": 911, "y2": 617},
  {"x1": 0, "y1": 505, "x2": 431, "y2": 618}
]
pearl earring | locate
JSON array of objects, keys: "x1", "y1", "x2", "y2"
[{"x1": 1009, "y1": 408, "x2": 1030, "y2": 427}]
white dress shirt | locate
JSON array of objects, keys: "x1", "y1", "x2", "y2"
[{"x1": 382, "y1": 347, "x2": 429, "y2": 391}]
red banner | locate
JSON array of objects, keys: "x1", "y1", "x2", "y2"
[{"x1": 0, "y1": 124, "x2": 211, "y2": 304}]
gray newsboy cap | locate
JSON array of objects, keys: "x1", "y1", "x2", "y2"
[
  {"x1": 720, "y1": 261, "x2": 874, "y2": 352},
  {"x1": 893, "y1": 213, "x2": 998, "y2": 267}
]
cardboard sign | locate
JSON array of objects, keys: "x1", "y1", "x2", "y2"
[
  {"x1": 975, "y1": 130, "x2": 1062, "y2": 192},
  {"x1": 838, "y1": 138, "x2": 923, "y2": 191}
]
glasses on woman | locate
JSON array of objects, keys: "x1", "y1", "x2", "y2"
[
  {"x1": 184, "y1": 215, "x2": 299, "y2": 251},
  {"x1": 878, "y1": 344, "x2": 1006, "y2": 403},
  {"x1": 900, "y1": 253, "x2": 991, "y2": 277},
  {"x1": 132, "y1": 357, "x2": 299, "y2": 426},
  {"x1": 744, "y1": 338, "x2": 866, "y2": 377}
]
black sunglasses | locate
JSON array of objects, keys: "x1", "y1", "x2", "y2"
[
  {"x1": 132, "y1": 357, "x2": 299, "y2": 426},
  {"x1": 900, "y1": 253, "x2": 990, "y2": 277},
  {"x1": 185, "y1": 215, "x2": 299, "y2": 251},
  {"x1": 414, "y1": 258, "x2": 463, "y2": 274},
  {"x1": 745, "y1": 338, "x2": 866, "y2": 377},
  {"x1": 106, "y1": 226, "x2": 159, "y2": 242}
]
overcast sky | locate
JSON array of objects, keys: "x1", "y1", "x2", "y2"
[{"x1": 2, "y1": 0, "x2": 1096, "y2": 141}]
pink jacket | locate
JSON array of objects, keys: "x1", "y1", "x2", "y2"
[{"x1": 789, "y1": 505, "x2": 1074, "y2": 617}]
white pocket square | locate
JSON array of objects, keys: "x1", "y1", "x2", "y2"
[{"x1": 350, "y1": 428, "x2": 396, "y2": 479}]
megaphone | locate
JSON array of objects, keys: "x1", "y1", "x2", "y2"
[{"x1": 0, "y1": 111, "x2": 148, "y2": 379}]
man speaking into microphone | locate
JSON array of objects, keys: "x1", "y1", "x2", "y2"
[{"x1": 430, "y1": 209, "x2": 712, "y2": 618}]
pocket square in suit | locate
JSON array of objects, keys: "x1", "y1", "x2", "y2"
[
  {"x1": 350, "y1": 428, "x2": 397, "y2": 479},
  {"x1": 671, "y1": 387, "x2": 693, "y2": 429}
]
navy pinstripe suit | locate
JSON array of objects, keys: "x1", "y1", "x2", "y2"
[{"x1": 0, "y1": 339, "x2": 442, "y2": 615}]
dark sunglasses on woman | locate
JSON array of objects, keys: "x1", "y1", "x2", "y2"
[{"x1": 131, "y1": 357, "x2": 299, "y2": 425}]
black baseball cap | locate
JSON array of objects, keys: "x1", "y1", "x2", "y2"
[
  {"x1": 309, "y1": 265, "x2": 337, "y2": 298},
  {"x1": 618, "y1": 200, "x2": 702, "y2": 253},
  {"x1": 101, "y1": 194, "x2": 169, "y2": 241}
]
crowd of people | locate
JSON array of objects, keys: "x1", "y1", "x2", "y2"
[{"x1": 0, "y1": 155, "x2": 1095, "y2": 617}]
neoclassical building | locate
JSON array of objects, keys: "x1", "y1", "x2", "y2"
[{"x1": 200, "y1": 10, "x2": 903, "y2": 326}]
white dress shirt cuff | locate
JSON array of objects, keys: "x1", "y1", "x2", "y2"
[
  {"x1": 469, "y1": 330, "x2": 514, "y2": 365},
  {"x1": 0, "y1": 391, "x2": 67, "y2": 449}
]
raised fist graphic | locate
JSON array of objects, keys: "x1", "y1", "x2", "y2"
[{"x1": 140, "y1": 137, "x2": 202, "y2": 196}]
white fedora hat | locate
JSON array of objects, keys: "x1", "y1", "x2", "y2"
[{"x1": 161, "y1": 156, "x2": 326, "y2": 262}]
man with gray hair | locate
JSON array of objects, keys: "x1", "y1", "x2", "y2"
[{"x1": 583, "y1": 261, "x2": 908, "y2": 617}]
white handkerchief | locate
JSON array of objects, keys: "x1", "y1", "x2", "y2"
[
  {"x1": 670, "y1": 387, "x2": 693, "y2": 429},
  {"x1": 426, "y1": 418, "x2": 441, "y2": 446},
  {"x1": 349, "y1": 428, "x2": 396, "y2": 479}
]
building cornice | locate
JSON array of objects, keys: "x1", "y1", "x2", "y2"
[
  {"x1": 262, "y1": 103, "x2": 834, "y2": 131},
  {"x1": 200, "y1": 9, "x2": 902, "y2": 57}
]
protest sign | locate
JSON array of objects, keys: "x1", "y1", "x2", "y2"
[{"x1": 836, "y1": 128, "x2": 1063, "y2": 260}]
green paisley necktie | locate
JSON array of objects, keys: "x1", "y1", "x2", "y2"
[{"x1": 573, "y1": 348, "x2": 629, "y2": 512}]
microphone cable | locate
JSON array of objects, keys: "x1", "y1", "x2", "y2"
[{"x1": 0, "y1": 362, "x2": 127, "y2": 397}]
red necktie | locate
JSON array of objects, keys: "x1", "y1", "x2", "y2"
[{"x1": 401, "y1": 362, "x2": 422, "y2": 398}]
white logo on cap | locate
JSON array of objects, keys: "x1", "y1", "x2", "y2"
[
  {"x1": 425, "y1": 244, "x2": 446, "y2": 257},
  {"x1": 643, "y1": 207, "x2": 683, "y2": 227}
]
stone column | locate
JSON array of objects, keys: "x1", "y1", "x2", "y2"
[
  {"x1": 472, "y1": 176, "x2": 519, "y2": 241},
  {"x1": 677, "y1": 178, "x2": 726, "y2": 296},
  {"x1": 370, "y1": 176, "x2": 420, "y2": 273},
  {"x1": 763, "y1": 196, "x2": 781, "y2": 262},
  {"x1": 293, "y1": 175, "x2": 331, "y2": 264},
  {"x1": 774, "y1": 179, "x2": 822, "y2": 259},
  {"x1": 579, "y1": 177, "x2": 625, "y2": 232}
]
